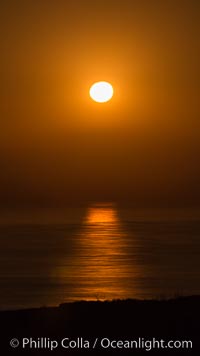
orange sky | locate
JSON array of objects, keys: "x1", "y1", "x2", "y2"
[{"x1": 0, "y1": 0, "x2": 199, "y2": 208}]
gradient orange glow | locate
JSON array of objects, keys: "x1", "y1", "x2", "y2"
[{"x1": 0, "y1": 1, "x2": 199, "y2": 208}]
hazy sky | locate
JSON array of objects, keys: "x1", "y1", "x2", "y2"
[{"x1": 0, "y1": 0, "x2": 200, "y2": 208}]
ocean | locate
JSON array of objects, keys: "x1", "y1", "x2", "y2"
[{"x1": 0, "y1": 203, "x2": 200, "y2": 310}]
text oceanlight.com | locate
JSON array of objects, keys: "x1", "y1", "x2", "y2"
[{"x1": 10, "y1": 337, "x2": 193, "y2": 351}]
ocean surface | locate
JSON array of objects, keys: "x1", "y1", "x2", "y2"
[{"x1": 0, "y1": 203, "x2": 200, "y2": 310}]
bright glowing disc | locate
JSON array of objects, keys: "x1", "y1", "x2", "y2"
[{"x1": 89, "y1": 81, "x2": 114, "y2": 103}]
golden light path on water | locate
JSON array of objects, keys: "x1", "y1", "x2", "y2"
[{"x1": 54, "y1": 203, "x2": 143, "y2": 301}]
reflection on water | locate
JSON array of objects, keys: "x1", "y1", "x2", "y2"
[
  {"x1": 0, "y1": 203, "x2": 200, "y2": 309},
  {"x1": 76, "y1": 203, "x2": 142, "y2": 299},
  {"x1": 55, "y1": 203, "x2": 142, "y2": 301},
  {"x1": 86, "y1": 204, "x2": 118, "y2": 224}
]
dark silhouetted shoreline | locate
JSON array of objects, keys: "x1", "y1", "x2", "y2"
[{"x1": 1, "y1": 296, "x2": 199, "y2": 355}]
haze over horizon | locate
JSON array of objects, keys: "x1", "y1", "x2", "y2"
[{"x1": 0, "y1": 0, "x2": 200, "y2": 210}]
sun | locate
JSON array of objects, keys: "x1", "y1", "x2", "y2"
[{"x1": 89, "y1": 81, "x2": 114, "y2": 103}]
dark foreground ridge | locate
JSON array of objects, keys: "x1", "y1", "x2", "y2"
[{"x1": 1, "y1": 296, "x2": 199, "y2": 355}]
